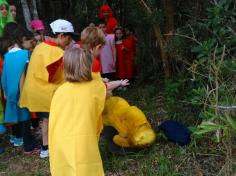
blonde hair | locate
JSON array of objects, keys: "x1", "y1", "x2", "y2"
[
  {"x1": 81, "y1": 26, "x2": 106, "y2": 50},
  {"x1": 64, "y1": 47, "x2": 92, "y2": 82}
]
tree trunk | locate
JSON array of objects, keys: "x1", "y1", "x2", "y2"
[
  {"x1": 20, "y1": 0, "x2": 32, "y2": 30},
  {"x1": 163, "y1": 0, "x2": 175, "y2": 76},
  {"x1": 36, "y1": 0, "x2": 43, "y2": 18},
  {"x1": 31, "y1": 0, "x2": 39, "y2": 19},
  {"x1": 153, "y1": 24, "x2": 171, "y2": 78},
  {"x1": 139, "y1": 0, "x2": 171, "y2": 79},
  {"x1": 163, "y1": 0, "x2": 175, "y2": 40}
]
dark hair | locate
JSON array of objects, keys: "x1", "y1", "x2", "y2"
[
  {"x1": 64, "y1": 47, "x2": 92, "y2": 82},
  {"x1": 3, "y1": 22, "x2": 18, "y2": 38},
  {"x1": 0, "y1": 37, "x2": 14, "y2": 57},
  {"x1": 124, "y1": 24, "x2": 135, "y2": 33},
  {"x1": 114, "y1": 27, "x2": 123, "y2": 41},
  {"x1": 8, "y1": 0, "x2": 15, "y2": 6},
  {"x1": 3, "y1": 24, "x2": 34, "y2": 48}
]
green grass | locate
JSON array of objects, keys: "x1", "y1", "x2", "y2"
[{"x1": 0, "y1": 84, "x2": 235, "y2": 175}]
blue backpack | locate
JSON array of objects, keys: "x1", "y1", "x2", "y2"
[{"x1": 159, "y1": 120, "x2": 191, "y2": 146}]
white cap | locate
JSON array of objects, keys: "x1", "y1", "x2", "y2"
[{"x1": 50, "y1": 19, "x2": 74, "y2": 34}]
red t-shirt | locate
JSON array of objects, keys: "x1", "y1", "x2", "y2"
[
  {"x1": 92, "y1": 57, "x2": 102, "y2": 73},
  {"x1": 123, "y1": 35, "x2": 137, "y2": 60}
]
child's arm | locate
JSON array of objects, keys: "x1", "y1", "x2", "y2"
[
  {"x1": 102, "y1": 78, "x2": 109, "y2": 83},
  {"x1": 106, "y1": 79, "x2": 129, "y2": 91}
]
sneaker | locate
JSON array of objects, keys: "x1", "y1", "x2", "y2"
[
  {"x1": 9, "y1": 135, "x2": 16, "y2": 144},
  {"x1": 24, "y1": 148, "x2": 40, "y2": 156},
  {"x1": 40, "y1": 149, "x2": 49, "y2": 158},
  {"x1": 13, "y1": 138, "x2": 23, "y2": 147}
]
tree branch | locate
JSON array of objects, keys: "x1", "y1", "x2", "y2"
[
  {"x1": 164, "y1": 33, "x2": 202, "y2": 45},
  {"x1": 139, "y1": 0, "x2": 152, "y2": 14}
]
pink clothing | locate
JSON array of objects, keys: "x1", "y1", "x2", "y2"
[
  {"x1": 31, "y1": 19, "x2": 45, "y2": 31},
  {"x1": 100, "y1": 34, "x2": 116, "y2": 74}
]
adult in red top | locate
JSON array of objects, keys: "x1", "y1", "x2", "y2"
[{"x1": 98, "y1": 5, "x2": 118, "y2": 34}]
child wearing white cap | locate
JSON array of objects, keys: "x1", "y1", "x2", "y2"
[{"x1": 19, "y1": 19, "x2": 76, "y2": 158}]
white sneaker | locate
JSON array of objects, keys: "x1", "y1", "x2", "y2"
[
  {"x1": 40, "y1": 149, "x2": 49, "y2": 158},
  {"x1": 13, "y1": 138, "x2": 23, "y2": 147}
]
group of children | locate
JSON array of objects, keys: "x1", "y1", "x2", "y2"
[
  {"x1": 0, "y1": 1, "x2": 137, "y2": 175},
  {"x1": 97, "y1": 4, "x2": 137, "y2": 81}
]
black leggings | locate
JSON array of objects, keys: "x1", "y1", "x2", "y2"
[
  {"x1": 11, "y1": 120, "x2": 37, "y2": 152},
  {"x1": 31, "y1": 118, "x2": 40, "y2": 129},
  {"x1": 12, "y1": 124, "x2": 22, "y2": 138}
]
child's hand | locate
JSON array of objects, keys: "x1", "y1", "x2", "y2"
[
  {"x1": 120, "y1": 79, "x2": 130, "y2": 87},
  {"x1": 103, "y1": 78, "x2": 109, "y2": 83}
]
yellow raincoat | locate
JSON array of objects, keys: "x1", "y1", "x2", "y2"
[
  {"x1": 19, "y1": 42, "x2": 64, "y2": 112},
  {"x1": 103, "y1": 96, "x2": 156, "y2": 148},
  {"x1": 49, "y1": 73, "x2": 106, "y2": 176}
]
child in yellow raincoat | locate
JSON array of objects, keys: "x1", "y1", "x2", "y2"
[
  {"x1": 20, "y1": 19, "x2": 78, "y2": 158},
  {"x1": 49, "y1": 27, "x2": 107, "y2": 176}
]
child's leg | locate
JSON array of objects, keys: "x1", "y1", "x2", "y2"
[
  {"x1": 20, "y1": 120, "x2": 39, "y2": 153},
  {"x1": 41, "y1": 118, "x2": 48, "y2": 147},
  {"x1": 12, "y1": 124, "x2": 22, "y2": 138},
  {"x1": 40, "y1": 118, "x2": 49, "y2": 158},
  {"x1": 31, "y1": 118, "x2": 40, "y2": 129},
  {"x1": 36, "y1": 112, "x2": 49, "y2": 158},
  {"x1": 11, "y1": 124, "x2": 23, "y2": 146}
]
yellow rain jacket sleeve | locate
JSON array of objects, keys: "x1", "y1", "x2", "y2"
[
  {"x1": 19, "y1": 42, "x2": 64, "y2": 112},
  {"x1": 49, "y1": 73, "x2": 106, "y2": 176}
]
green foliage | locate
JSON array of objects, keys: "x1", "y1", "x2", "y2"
[
  {"x1": 164, "y1": 77, "x2": 200, "y2": 122},
  {"x1": 164, "y1": 0, "x2": 236, "y2": 145},
  {"x1": 187, "y1": 0, "x2": 236, "y2": 141}
]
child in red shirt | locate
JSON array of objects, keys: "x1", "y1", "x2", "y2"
[
  {"x1": 114, "y1": 27, "x2": 126, "y2": 79},
  {"x1": 123, "y1": 25, "x2": 137, "y2": 80}
]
